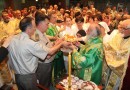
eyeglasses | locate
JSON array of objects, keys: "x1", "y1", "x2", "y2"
[
  {"x1": 120, "y1": 26, "x2": 130, "y2": 31},
  {"x1": 124, "y1": 28, "x2": 130, "y2": 31}
]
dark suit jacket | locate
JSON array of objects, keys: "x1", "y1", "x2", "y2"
[
  {"x1": 121, "y1": 56, "x2": 130, "y2": 90},
  {"x1": 0, "y1": 46, "x2": 8, "y2": 63}
]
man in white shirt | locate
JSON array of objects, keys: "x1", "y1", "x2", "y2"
[{"x1": 8, "y1": 17, "x2": 67, "y2": 90}]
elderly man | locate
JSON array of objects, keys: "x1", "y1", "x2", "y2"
[
  {"x1": 103, "y1": 19, "x2": 130, "y2": 90},
  {"x1": 8, "y1": 17, "x2": 68, "y2": 90},
  {"x1": 118, "y1": 19, "x2": 130, "y2": 90},
  {"x1": 72, "y1": 24, "x2": 104, "y2": 85}
]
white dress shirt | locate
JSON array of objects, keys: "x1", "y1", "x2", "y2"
[{"x1": 8, "y1": 32, "x2": 50, "y2": 74}]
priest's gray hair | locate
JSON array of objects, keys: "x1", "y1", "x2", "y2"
[{"x1": 87, "y1": 24, "x2": 101, "y2": 39}]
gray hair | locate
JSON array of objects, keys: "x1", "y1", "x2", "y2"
[{"x1": 87, "y1": 24, "x2": 101, "y2": 39}]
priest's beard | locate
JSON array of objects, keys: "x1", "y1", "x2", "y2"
[{"x1": 87, "y1": 30, "x2": 98, "y2": 40}]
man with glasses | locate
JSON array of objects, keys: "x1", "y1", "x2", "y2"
[
  {"x1": 118, "y1": 19, "x2": 130, "y2": 90},
  {"x1": 104, "y1": 19, "x2": 130, "y2": 90}
]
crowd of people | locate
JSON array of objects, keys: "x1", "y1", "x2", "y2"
[{"x1": 0, "y1": 3, "x2": 130, "y2": 90}]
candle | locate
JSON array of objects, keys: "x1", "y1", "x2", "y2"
[{"x1": 68, "y1": 52, "x2": 71, "y2": 90}]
